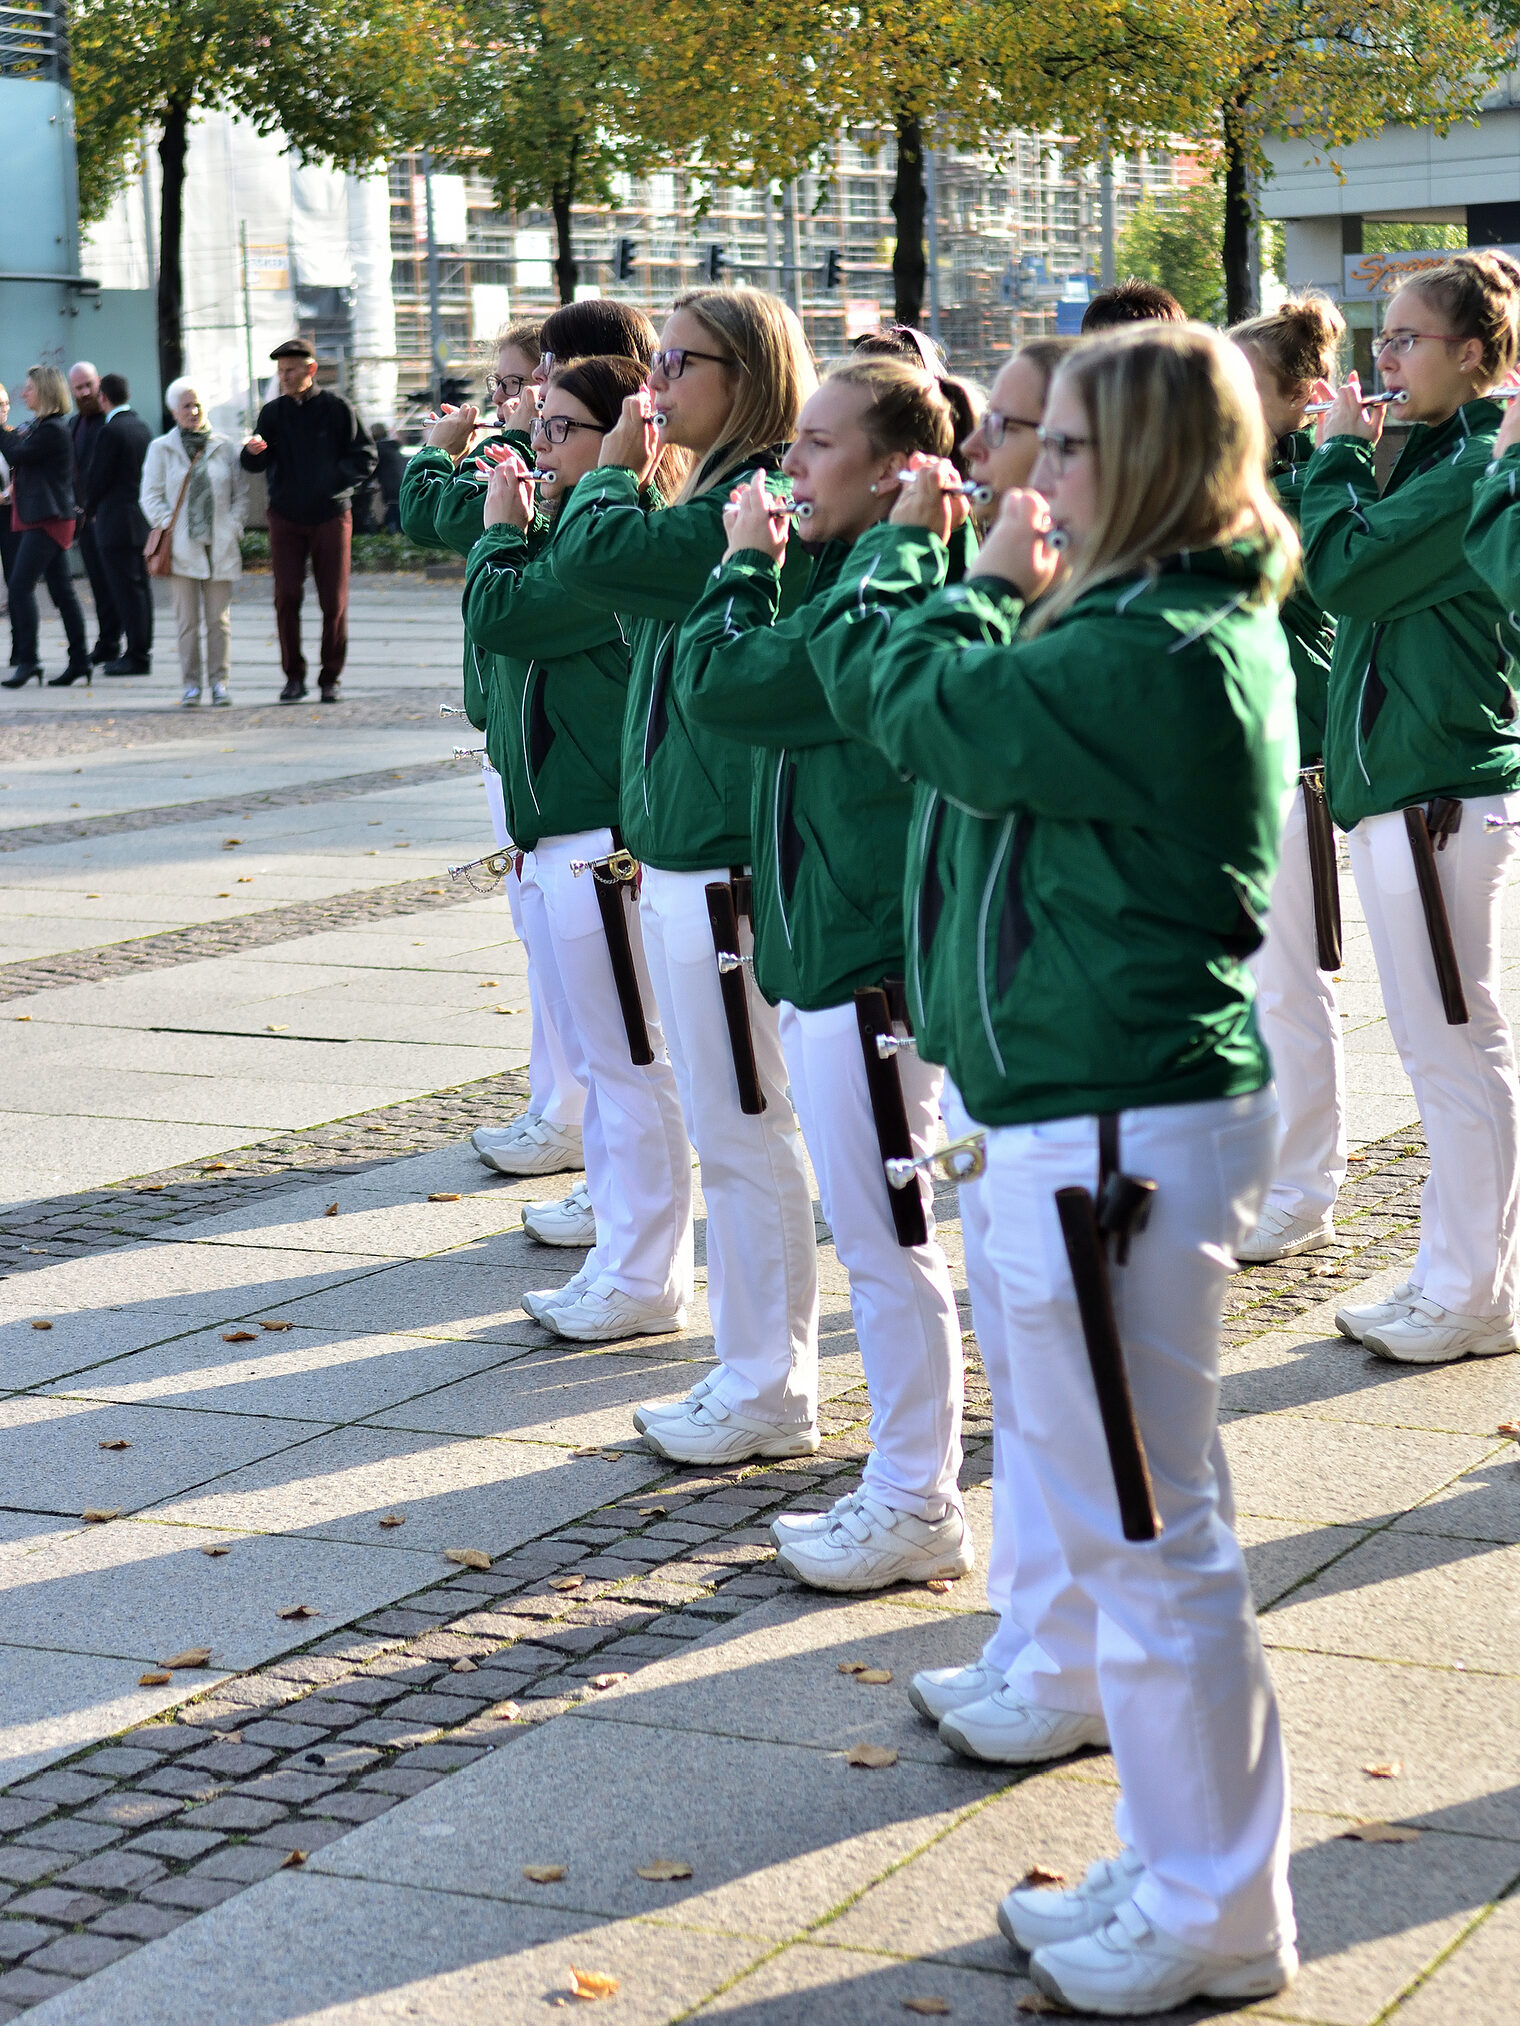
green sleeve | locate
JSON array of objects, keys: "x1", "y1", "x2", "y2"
[
  {"x1": 1465, "y1": 446, "x2": 1520, "y2": 609},
  {"x1": 1300, "y1": 433, "x2": 1489, "y2": 621},
  {"x1": 806, "y1": 525, "x2": 952, "y2": 744},
  {"x1": 679, "y1": 552, "x2": 846, "y2": 750},
  {"x1": 463, "y1": 526, "x2": 627, "y2": 663},
  {"x1": 552, "y1": 467, "x2": 781, "y2": 617},
  {"x1": 397, "y1": 448, "x2": 450, "y2": 549},
  {"x1": 430, "y1": 430, "x2": 533, "y2": 556}
]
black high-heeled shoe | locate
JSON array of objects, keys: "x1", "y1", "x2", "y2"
[
  {"x1": 2, "y1": 664, "x2": 44, "y2": 689},
  {"x1": 47, "y1": 662, "x2": 93, "y2": 688}
]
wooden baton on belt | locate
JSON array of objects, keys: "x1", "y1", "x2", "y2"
[
  {"x1": 705, "y1": 880, "x2": 766, "y2": 1114},
  {"x1": 854, "y1": 986, "x2": 929, "y2": 1249},
  {"x1": 1403, "y1": 800, "x2": 1469, "y2": 1025},
  {"x1": 1301, "y1": 769, "x2": 1343, "y2": 974}
]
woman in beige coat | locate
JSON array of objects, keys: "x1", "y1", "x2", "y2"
[{"x1": 140, "y1": 380, "x2": 248, "y2": 705}]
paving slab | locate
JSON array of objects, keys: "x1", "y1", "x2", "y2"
[
  {"x1": 1390, "y1": 1890, "x2": 1520, "y2": 2025},
  {"x1": 1221, "y1": 1410, "x2": 1496, "y2": 1527},
  {"x1": 1263, "y1": 1528, "x2": 1520, "y2": 1673},
  {"x1": 0, "y1": 1643, "x2": 221, "y2": 1789}
]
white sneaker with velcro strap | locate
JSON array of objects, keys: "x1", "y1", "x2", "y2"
[
  {"x1": 521, "y1": 1261, "x2": 597, "y2": 1322},
  {"x1": 939, "y1": 1689, "x2": 1107, "y2": 1765},
  {"x1": 522, "y1": 1181, "x2": 596, "y2": 1247},
  {"x1": 1235, "y1": 1203, "x2": 1335, "y2": 1264},
  {"x1": 908, "y1": 1656, "x2": 1007, "y2": 1724},
  {"x1": 1029, "y1": 1898, "x2": 1297, "y2": 2015},
  {"x1": 774, "y1": 1494, "x2": 973, "y2": 1593},
  {"x1": 998, "y1": 1847, "x2": 1145, "y2": 1951},
  {"x1": 639, "y1": 1397, "x2": 819, "y2": 1465},
  {"x1": 1335, "y1": 1279, "x2": 1419, "y2": 1343},
  {"x1": 540, "y1": 1284, "x2": 686, "y2": 1344},
  {"x1": 1362, "y1": 1295, "x2": 1520, "y2": 1365},
  {"x1": 632, "y1": 1373, "x2": 717, "y2": 1435},
  {"x1": 473, "y1": 1114, "x2": 585, "y2": 1176}
]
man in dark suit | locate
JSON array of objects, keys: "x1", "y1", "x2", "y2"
[
  {"x1": 89, "y1": 374, "x2": 154, "y2": 675},
  {"x1": 68, "y1": 361, "x2": 121, "y2": 663}
]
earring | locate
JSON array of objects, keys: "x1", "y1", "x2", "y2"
[{"x1": 868, "y1": 481, "x2": 879, "y2": 495}]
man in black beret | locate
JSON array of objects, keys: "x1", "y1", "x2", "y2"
[{"x1": 241, "y1": 339, "x2": 377, "y2": 703}]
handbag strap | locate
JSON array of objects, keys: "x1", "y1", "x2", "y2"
[{"x1": 161, "y1": 443, "x2": 203, "y2": 539}]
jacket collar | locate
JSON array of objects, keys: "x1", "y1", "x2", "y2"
[{"x1": 1387, "y1": 395, "x2": 1503, "y2": 489}]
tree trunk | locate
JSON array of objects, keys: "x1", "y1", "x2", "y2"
[
  {"x1": 156, "y1": 101, "x2": 189, "y2": 406},
  {"x1": 552, "y1": 137, "x2": 580, "y2": 305},
  {"x1": 1222, "y1": 107, "x2": 1255, "y2": 324},
  {"x1": 890, "y1": 112, "x2": 927, "y2": 328}
]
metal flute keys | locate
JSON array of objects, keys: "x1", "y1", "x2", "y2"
[{"x1": 1304, "y1": 390, "x2": 1408, "y2": 415}]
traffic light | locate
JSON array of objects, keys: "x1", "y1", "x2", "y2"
[
  {"x1": 823, "y1": 248, "x2": 843, "y2": 290},
  {"x1": 615, "y1": 236, "x2": 637, "y2": 282},
  {"x1": 705, "y1": 243, "x2": 728, "y2": 284}
]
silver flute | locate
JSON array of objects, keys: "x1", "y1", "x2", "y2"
[
  {"x1": 885, "y1": 1130, "x2": 988, "y2": 1190},
  {"x1": 876, "y1": 473, "x2": 994, "y2": 504},
  {"x1": 1304, "y1": 390, "x2": 1408, "y2": 415}
]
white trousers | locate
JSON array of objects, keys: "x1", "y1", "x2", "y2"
[
  {"x1": 983, "y1": 1090, "x2": 1292, "y2": 1957},
  {"x1": 1349, "y1": 794, "x2": 1520, "y2": 1317},
  {"x1": 780, "y1": 1002, "x2": 963, "y2": 1517},
  {"x1": 1252, "y1": 783, "x2": 1347, "y2": 1223},
  {"x1": 525, "y1": 830, "x2": 693, "y2": 1306},
  {"x1": 482, "y1": 761, "x2": 585, "y2": 1134},
  {"x1": 639, "y1": 866, "x2": 819, "y2": 1424}
]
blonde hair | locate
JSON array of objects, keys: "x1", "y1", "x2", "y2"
[
  {"x1": 494, "y1": 317, "x2": 543, "y2": 364},
  {"x1": 1028, "y1": 322, "x2": 1298, "y2": 635},
  {"x1": 671, "y1": 288, "x2": 817, "y2": 500},
  {"x1": 822, "y1": 356, "x2": 955, "y2": 460},
  {"x1": 1402, "y1": 250, "x2": 1520, "y2": 387},
  {"x1": 25, "y1": 364, "x2": 70, "y2": 419},
  {"x1": 1230, "y1": 294, "x2": 1345, "y2": 394}
]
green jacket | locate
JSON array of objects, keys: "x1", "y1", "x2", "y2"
[
  {"x1": 461, "y1": 519, "x2": 630, "y2": 851},
  {"x1": 1301, "y1": 399, "x2": 1520, "y2": 829},
  {"x1": 550, "y1": 461, "x2": 812, "y2": 870},
  {"x1": 1271, "y1": 428, "x2": 1336, "y2": 766},
  {"x1": 863, "y1": 544, "x2": 1297, "y2": 1127},
  {"x1": 1464, "y1": 442, "x2": 1520, "y2": 617},
  {"x1": 677, "y1": 533, "x2": 915, "y2": 1010}
]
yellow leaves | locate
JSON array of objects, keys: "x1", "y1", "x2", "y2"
[
  {"x1": 844, "y1": 1742, "x2": 898, "y2": 1767},
  {"x1": 223, "y1": 1330, "x2": 258, "y2": 1343},
  {"x1": 281, "y1": 1848, "x2": 308, "y2": 1867},
  {"x1": 568, "y1": 1966, "x2": 619, "y2": 2000},
  {"x1": 139, "y1": 1671, "x2": 173, "y2": 1686},
  {"x1": 523, "y1": 1862, "x2": 567, "y2": 1882},
  {"x1": 259, "y1": 1320, "x2": 294, "y2": 1332},
  {"x1": 1363, "y1": 1761, "x2": 1403, "y2": 1780},
  {"x1": 1018, "y1": 1864, "x2": 1067, "y2": 1888},
  {"x1": 428, "y1": 1191, "x2": 462, "y2": 1202},
  {"x1": 445, "y1": 1548, "x2": 492, "y2": 1570},
  {"x1": 838, "y1": 1662, "x2": 893, "y2": 1684}
]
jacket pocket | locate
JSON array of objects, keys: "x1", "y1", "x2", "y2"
[
  {"x1": 526, "y1": 665, "x2": 556, "y2": 780},
  {"x1": 776, "y1": 755, "x2": 805, "y2": 906},
  {"x1": 994, "y1": 815, "x2": 1035, "y2": 996}
]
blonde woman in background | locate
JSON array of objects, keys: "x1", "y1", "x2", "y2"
[{"x1": 141, "y1": 380, "x2": 249, "y2": 707}]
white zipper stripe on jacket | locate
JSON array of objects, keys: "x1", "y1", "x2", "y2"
[
  {"x1": 642, "y1": 624, "x2": 675, "y2": 817},
  {"x1": 977, "y1": 817, "x2": 1014, "y2": 1080},
  {"x1": 519, "y1": 662, "x2": 542, "y2": 815},
  {"x1": 907, "y1": 789, "x2": 938, "y2": 1018},
  {"x1": 772, "y1": 753, "x2": 793, "y2": 948},
  {"x1": 1167, "y1": 590, "x2": 1250, "y2": 654}
]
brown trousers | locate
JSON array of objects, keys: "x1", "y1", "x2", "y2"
[{"x1": 267, "y1": 507, "x2": 350, "y2": 683}]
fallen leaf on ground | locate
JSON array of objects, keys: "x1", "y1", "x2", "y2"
[
  {"x1": 1363, "y1": 1761, "x2": 1403, "y2": 1780},
  {"x1": 428, "y1": 1192, "x2": 462, "y2": 1203},
  {"x1": 276, "y1": 1604, "x2": 320, "y2": 1620},
  {"x1": 902, "y1": 2001, "x2": 953, "y2": 2017},
  {"x1": 636, "y1": 1504, "x2": 668, "y2": 1519},
  {"x1": 222, "y1": 837, "x2": 242, "y2": 847},
  {"x1": 1346, "y1": 1152, "x2": 1367, "y2": 1163},
  {"x1": 636, "y1": 1858, "x2": 693, "y2": 1881},
  {"x1": 570, "y1": 1446, "x2": 624, "y2": 1460},
  {"x1": 523, "y1": 1863, "x2": 566, "y2": 1883},
  {"x1": 1018, "y1": 1865, "x2": 1067, "y2": 1889},
  {"x1": 1018, "y1": 1997, "x2": 1073, "y2": 2016},
  {"x1": 588, "y1": 1673, "x2": 629, "y2": 1692},
  {"x1": 281, "y1": 1850, "x2": 307, "y2": 1868},
  {"x1": 265, "y1": 1024, "x2": 288, "y2": 1033},
  {"x1": 844, "y1": 1743, "x2": 898, "y2": 1768},
  {"x1": 1498, "y1": 1420, "x2": 1520, "y2": 1438},
  {"x1": 81, "y1": 1508, "x2": 121, "y2": 1523},
  {"x1": 14, "y1": 1014, "x2": 30, "y2": 1021},
  {"x1": 495, "y1": 1006, "x2": 519, "y2": 1014},
  {"x1": 445, "y1": 1548, "x2": 492, "y2": 1570},
  {"x1": 838, "y1": 1661, "x2": 868, "y2": 1675},
  {"x1": 201, "y1": 1544, "x2": 231, "y2": 1557},
  {"x1": 568, "y1": 1968, "x2": 618, "y2": 2000},
  {"x1": 479, "y1": 981, "x2": 499, "y2": 988},
  {"x1": 492, "y1": 1702, "x2": 524, "y2": 1722},
  {"x1": 138, "y1": 1671, "x2": 173, "y2": 1686},
  {"x1": 856, "y1": 1668, "x2": 893, "y2": 1685},
  {"x1": 202, "y1": 1162, "x2": 229, "y2": 1172},
  {"x1": 98, "y1": 1438, "x2": 131, "y2": 1451},
  {"x1": 451, "y1": 1658, "x2": 479, "y2": 1673},
  {"x1": 259, "y1": 1321, "x2": 293, "y2": 1332},
  {"x1": 30, "y1": 1319, "x2": 52, "y2": 1330},
  {"x1": 136, "y1": 1183, "x2": 164, "y2": 1192},
  {"x1": 161, "y1": 1648, "x2": 213, "y2": 1670},
  {"x1": 1341, "y1": 1821, "x2": 1420, "y2": 1842},
  {"x1": 222, "y1": 1331, "x2": 258, "y2": 1343},
  {"x1": 925, "y1": 1578, "x2": 954, "y2": 1593},
  {"x1": 551, "y1": 1575, "x2": 584, "y2": 1592},
  {"x1": 378, "y1": 1513, "x2": 406, "y2": 1529},
  {"x1": 324, "y1": 1203, "x2": 339, "y2": 1217}
]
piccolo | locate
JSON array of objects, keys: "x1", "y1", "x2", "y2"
[
  {"x1": 885, "y1": 1130, "x2": 987, "y2": 1189},
  {"x1": 1304, "y1": 390, "x2": 1408, "y2": 415}
]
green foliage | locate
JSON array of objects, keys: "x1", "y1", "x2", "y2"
[
  {"x1": 1118, "y1": 187, "x2": 1228, "y2": 323},
  {"x1": 1362, "y1": 220, "x2": 1468, "y2": 253},
  {"x1": 239, "y1": 529, "x2": 440, "y2": 573}
]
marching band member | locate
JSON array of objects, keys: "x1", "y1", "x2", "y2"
[
  {"x1": 1231, "y1": 295, "x2": 1349, "y2": 1262},
  {"x1": 461, "y1": 357, "x2": 694, "y2": 1339},
  {"x1": 1302, "y1": 251, "x2": 1520, "y2": 1363},
  {"x1": 867, "y1": 324, "x2": 1298, "y2": 2014},
  {"x1": 399, "y1": 318, "x2": 589, "y2": 1207},
  {"x1": 676, "y1": 357, "x2": 974, "y2": 1590},
  {"x1": 550, "y1": 291, "x2": 823, "y2": 1452}
]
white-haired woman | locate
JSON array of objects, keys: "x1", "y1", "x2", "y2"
[{"x1": 140, "y1": 380, "x2": 248, "y2": 705}]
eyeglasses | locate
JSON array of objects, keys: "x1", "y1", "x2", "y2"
[
  {"x1": 982, "y1": 409, "x2": 1043, "y2": 449},
  {"x1": 1376, "y1": 330, "x2": 1463, "y2": 358},
  {"x1": 1035, "y1": 425, "x2": 1093, "y2": 470},
  {"x1": 649, "y1": 347, "x2": 739, "y2": 380},
  {"x1": 529, "y1": 413, "x2": 607, "y2": 445},
  {"x1": 487, "y1": 373, "x2": 527, "y2": 399},
  {"x1": 533, "y1": 351, "x2": 556, "y2": 383}
]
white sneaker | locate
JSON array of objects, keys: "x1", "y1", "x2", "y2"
[
  {"x1": 181, "y1": 683, "x2": 201, "y2": 707},
  {"x1": 541, "y1": 1284, "x2": 686, "y2": 1344},
  {"x1": 523, "y1": 1181, "x2": 595, "y2": 1247},
  {"x1": 640, "y1": 1397, "x2": 820, "y2": 1465},
  {"x1": 939, "y1": 1689, "x2": 1108, "y2": 1765},
  {"x1": 475, "y1": 1116, "x2": 585, "y2": 1176},
  {"x1": 521, "y1": 1260, "x2": 598, "y2": 1321},
  {"x1": 774, "y1": 1495, "x2": 973, "y2": 1593},
  {"x1": 1336, "y1": 1280, "x2": 1419, "y2": 1342},
  {"x1": 473, "y1": 1113, "x2": 537, "y2": 1155},
  {"x1": 1362, "y1": 1295, "x2": 1520, "y2": 1365},
  {"x1": 1030, "y1": 1898, "x2": 1297, "y2": 2015},
  {"x1": 770, "y1": 1490, "x2": 862, "y2": 1546},
  {"x1": 999, "y1": 1848, "x2": 1146, "y2": 1951},
  {"x1": 908, "y1": 1657, "x2": 1007, "y2": 1724},
  {"x1": 632, "y1": 1373, "x2": 717, "y2": 1434},
  {"x1": 1235, "y1": 1204, "x2": 1335, "y2": 1264},
  {"x1": 210, "y1": 681, "x2": 231, "y2": 707}
]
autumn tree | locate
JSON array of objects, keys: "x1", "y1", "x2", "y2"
[
  {"x1": 1119, "y1": 186, "x2": 1229, "y2": 322},
  {"x1": 70, "y1": 0, "x2": 436, "y2": 391}
]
